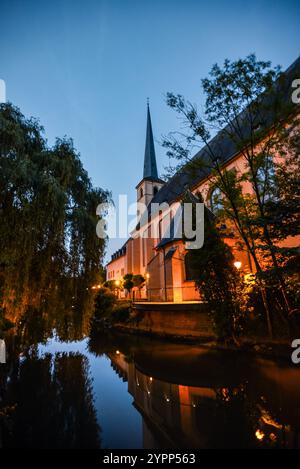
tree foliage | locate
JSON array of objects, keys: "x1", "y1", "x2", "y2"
[
  {"x1": 132, "y1": 274, "x2": 145, "y2": 289},
  {"x1": 123, "y1": 273, "x2": 134, "y2": 294},
  {"x1": 0, "y1": 103, "x2": 110, "y2": 320}
]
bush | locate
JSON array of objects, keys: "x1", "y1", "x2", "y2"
[
  {"x1": 93, "y1": 287, "x2": 116, "y2": 321},
  {"x1": 238, "y1": 278, "x2": 269, "y2": 338},
  {"x1": 111, "y1": 302, "x2": 131, "y2": 323},
  {"x1": 91, "y1": 289, "x2": 131, "y2": 332}
]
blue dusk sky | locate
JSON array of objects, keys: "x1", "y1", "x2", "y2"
[{"x1": 1, "y1": 0, "x2": 299, "y2": 261}]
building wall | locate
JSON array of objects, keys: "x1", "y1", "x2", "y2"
[
  {"x1": 132, "y1": 236, "x2": 141, "y2": 274},
  {"x1": 127, "y1": 239, "x2": 133, "y2": 274},
  {"x1": 191, "y1": 149, "x2": 300, "y2": 273},
  {"x1": 147, "y1": 252, "x2": 163, "y2": 301},
  {"x1": 106, "y1": 254, "x2": 126, "y2": 281},
  {"x1": 126, "y1": 302, "x2": 215, "y2": 338}
]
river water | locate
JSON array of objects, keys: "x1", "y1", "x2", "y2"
[{"x1": 0, "y1": 325, "x2": 300, "y2": 449}]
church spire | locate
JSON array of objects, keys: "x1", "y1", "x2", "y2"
[{"x1": 143, "y1": 100, "x2": 158, "y2": 179}]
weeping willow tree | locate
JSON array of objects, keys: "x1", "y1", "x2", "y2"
[{"x1": 0, "y1": 103, "x2": 110, "y2": 321}]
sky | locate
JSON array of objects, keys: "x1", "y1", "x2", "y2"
[{"x1": 1, "y1": 0, "x2": 299, "y2": 261}]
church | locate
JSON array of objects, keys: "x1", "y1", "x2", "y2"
[
  {"x1": 106, "y1": 101, "x2": 247, "y2": 302},
  {"x1": 106, "y1": 56, "x2": 300, "y2": 302}
]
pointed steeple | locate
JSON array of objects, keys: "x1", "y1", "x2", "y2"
[{"x1": 143, "y1": 101, "x2": 158, "y2": 179}]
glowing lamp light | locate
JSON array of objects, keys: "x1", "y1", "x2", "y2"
[
  {"x1": 115, "y1": 280, "x2": 120, "y2": 286},
  {"x1": 255, "y1": 429, "x2": 265, "y2": 441},
  {"x1": 234, "y1": 261, "x2": 242, "y2": 270},
  {"x1": 244, "y1": 273, "x2": 255, "y2": 284},
  {"x1": 146, "y1": 273, "x2": 150, "y2": 279},
  {"x1": 116, "y1": 350, "x2": 120, "y2": 355}
]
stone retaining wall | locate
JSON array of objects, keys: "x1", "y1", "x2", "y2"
[{"x1": 124, "y1": 302, "x2": 215, "y2": 339}]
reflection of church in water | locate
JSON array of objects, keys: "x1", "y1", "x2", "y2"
[
  {"x1": 109, "y1": 351, "x2": 215, "y2": 448},
  {"x1": 108, "y1": 348, "x2": 300, "y2": 449}
]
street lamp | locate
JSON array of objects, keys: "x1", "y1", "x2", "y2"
[{"x1": 234, "y1": 261, "x2": 242, "y2": 270}]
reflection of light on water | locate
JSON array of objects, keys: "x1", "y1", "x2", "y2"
[
  {"x1": 258, "y1": 404, "x2": 284, "y2": 430},
  {"x1": 221, "y1": 387, "x2": 230, "y2": 401},
  {"x1": 255, "y1": 429, "x2": 265, "y2": 441},
  {"x1": 19, "y1": 354, "x2": 26, "y2": 364}
]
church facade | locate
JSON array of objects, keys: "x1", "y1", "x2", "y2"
[{"x1": 106, "y1": 56, "x2": 300, "y2": 302}]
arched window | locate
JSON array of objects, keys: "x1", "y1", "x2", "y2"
[
  {"x1": 153, "y1": 186, "x2": 158, "y2": 195},
  {"x1": 140, "y1": 187, "x2": 143, "y2": 198},
  {"x1": 210, "y1": 186, "x2": 223, "y2": 213}
]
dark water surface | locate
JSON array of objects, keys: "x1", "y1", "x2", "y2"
[{"x1": 0, "y1": 324, "x2": 300, "y2": 449}]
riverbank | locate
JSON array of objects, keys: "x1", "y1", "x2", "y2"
[
  {"x1": 113, "y1": 322, "x2": 294, "y2": 363},
  {"x1": 107, "y1": 300, "x2": 294, "y2": 362}
]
